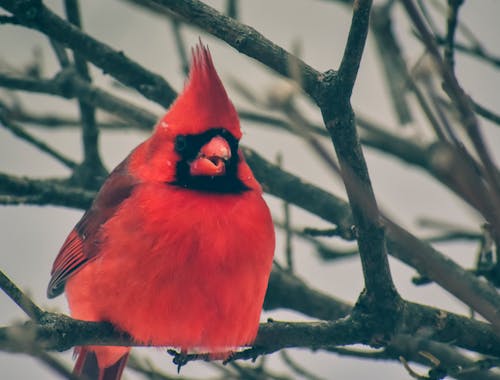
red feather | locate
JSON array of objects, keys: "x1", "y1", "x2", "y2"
[
  {"x1": 48, "y1": 42, "x2": 275, "y2": 379},
  {"x1": 48, "y1": 159, "x2": 138, "y2": 298}
]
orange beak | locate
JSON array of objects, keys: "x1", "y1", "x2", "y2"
[{"x1": 189, "y1": 136, "x2": 231, "y2": 176}]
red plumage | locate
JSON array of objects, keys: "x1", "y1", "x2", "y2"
[{"x1": 48, "y1": 43, "x2": 275, "y2": 379}]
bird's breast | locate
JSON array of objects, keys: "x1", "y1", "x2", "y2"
[{"x1": 66, "y1": 182, "x2": 275, "y2": 350}]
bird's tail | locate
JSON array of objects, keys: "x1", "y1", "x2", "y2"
[{"x1": 74, "y1": 347, "x2": 129, "y2": 380}]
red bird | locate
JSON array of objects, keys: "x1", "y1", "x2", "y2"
[{"x1": 47, "y1": 43, "x2": 275, "y2": 380}]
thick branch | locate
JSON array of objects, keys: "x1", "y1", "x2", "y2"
[
  {"x1": 0, "y1": 315, "x2": 360, "y2": 356},
  {"x1": 319, "y1": 0, "x2": 400, "y2": 313},
  {"x1": 1, "y1": 301, "x2": 499, "y2": 359}
]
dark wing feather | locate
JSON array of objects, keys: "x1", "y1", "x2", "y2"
[{"x1": 47, "y1": 159, "x2": 138, "y2": 298}]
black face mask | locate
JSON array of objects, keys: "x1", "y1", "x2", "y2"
[{"x1": 171, "y1": 128, "x2": 249, "y2": 194}]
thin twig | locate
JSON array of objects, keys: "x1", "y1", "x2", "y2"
[
  {"x1": 400, "y1": 356, "x2": 429, "y2": 379},
  {"x1": 280, "y1": 350, "x2": 326, "y2": 380},
  {"x1": 401, "y1": 0, "x2": 500, "y2": 238},
  {"x1": 473, "y1": 100, "x2": 500, "y2": 126},
  {"x1": 229, "y1": 361, "x2": 293, "y2": 380},
  {"x1": 0, "y1": 114, "x2": 78, "y2": 169},
  {"x1": 265, "y1": 266, "x2": 353, "y2": 320},
  {"x1": 0, "y1": 71, "x2": 158, "y2": 128},
  {"x1": 337, "y1": 0, "x2": 373, "y2": 96},
  {"x1": 444, "y1": 0, "x2": 464, "y2": 71},
  {"x1": 436, "y1": 37, "x2": 500, "y2": 69},
  {"x1": 331, "y1": 335, "x2": 500, "y2": 380},
  {"x1": 370, "y1": 2, "x2": 413, "y2": 125},
  {"x1": 64, "y1": 0, "x2": 107, "y2": 188},
  {"x1": 415, "y1": 0, "x2": 439, "y2": 37},
  {"x1": 408, "y1": 66, "x2": 447, "y2": 141},
  {"x1": 49, "y1": 39, "x2": 71, "y2": 68},
  {"x1": 1, "y1": 105, "x2": 130, "y2": 130},
  {"x1": 430, "y1": 0, "x2": 500, "y2": 69},
  {"x1": 0, "y1": 270, "x2": 44, "y2": 321},
  {"x1": 33, "y1": 350, "x2": 82, "y2": 380}
]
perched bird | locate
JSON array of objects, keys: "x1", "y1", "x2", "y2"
[{"x1": 47, "y1": 43, "x2": 275, "y2": 380}]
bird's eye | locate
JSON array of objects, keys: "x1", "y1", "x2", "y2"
[{"x1": 175, "y1": 136, "x2": 187, "y2": 152}]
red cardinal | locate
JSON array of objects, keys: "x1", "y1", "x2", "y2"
[{"x1": 47, "y1": 43, "x2": 275, "y2": 380}]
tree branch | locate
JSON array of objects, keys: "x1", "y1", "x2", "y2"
[
  {"x1": 444, "y1": 0, "x2": 463, "y2": 71},
  {"x1": 63, "y1": 0, "x2": 107, "y2": 189},
  {"x1": 401, "y1": 0, "x2": 500, "y2": 239},
  {"x1": 264, "y1": 267, "x2": 352, "y2": 321},
  {"x1": 242, "y1": 147, "x2": 355, "y2": 239},
  {"x1": 473, "y1": 100, "x2": 500, "y2": 126},
  {"x1": 2, "y1": 299, "x2": 498, "y2": 362},
  {"x1": 337, "y1": 0, "x2": 372, "y2": 96},
  {"x1": 0, "y1": 0, "x2": 177, "y2": 107},
  {"x1": 370, "y1": 2, "x2": 413, "y2": 125},
  {"x1": 317, "y1": 0, "x2": 401, "y2": 316},
  {"x1": 149, "y1": 0, "x2": 322, "y2": 100},
  {"x1": 386, "y1": 221, "x2": 500, "y2": 331},
  {"x1": 436, "y1": 36, "x2": 500, "y2": 69},
  {"x1": 0, "y1": 270, "x2": 44, "y2": 321},
  {"x1": 0, "y1": 103, "x2": 130, "y2": 130},
  {"x1": 0, "y1": 172, "x2": 94, "y2": 209},
  {"x1": 0, "y1": 70, "x2": 158, "y2": 128},
  {"x1": 332, "y1": 336, "x2": 500, "y2": 380},
  {"x1": 0, "y1": 114, "x2": 78, "y2": 169}
]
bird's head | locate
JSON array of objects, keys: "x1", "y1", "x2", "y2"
[{"x1": 130, "y1": 42, "x2": 258, "y2": 194}]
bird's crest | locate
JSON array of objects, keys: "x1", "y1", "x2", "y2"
[{"x1": 159, "y1": 41, "x2": 241, "y2": 139}]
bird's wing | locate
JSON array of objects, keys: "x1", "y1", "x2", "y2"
[{"x1": 47, "y1": 159, "x2": 138, "y2": 298}]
